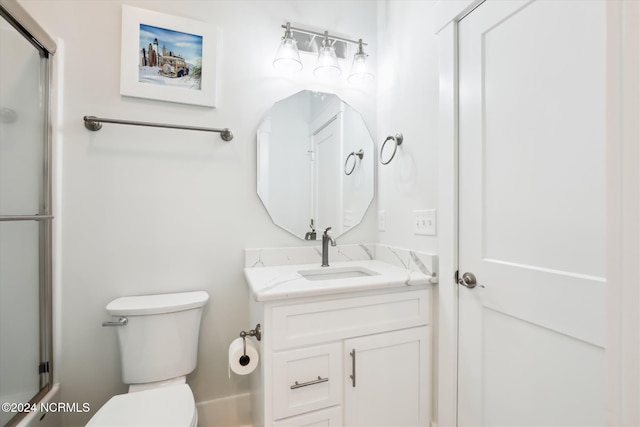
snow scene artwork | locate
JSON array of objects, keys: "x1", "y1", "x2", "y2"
[
  {"x1": 138, "y1": 24, "x2": 202, "y2": 91},
  {"x1": 120, "y1": 6, "x2": 217, "y2": 107}
]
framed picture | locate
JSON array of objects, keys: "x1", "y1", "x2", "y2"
[{"x1": 120, "y1": 5, "x2": 217, "y2": 107}]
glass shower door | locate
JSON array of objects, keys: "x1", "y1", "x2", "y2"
[{"x1": 0, "y1": 6, "x2": 53, "y2": 426}]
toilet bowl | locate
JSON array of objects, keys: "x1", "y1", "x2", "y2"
[{"x1": 87, "y1": 291, "x2": 209, "y2": 426}]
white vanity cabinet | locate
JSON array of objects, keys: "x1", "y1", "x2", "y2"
[{"x1": 250, "y1": 287, "x2": 431, "y2": 427}]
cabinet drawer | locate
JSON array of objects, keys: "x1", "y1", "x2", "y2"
[
  {"x1": 271, "y1": 289, "x2": 429, "y2": 350},
  {"x1": 273, "y1": 406, "x2": 342, "y2": 427},
  {"x1": 273, "y1": 343, "x2": 342, "y2": 420}
]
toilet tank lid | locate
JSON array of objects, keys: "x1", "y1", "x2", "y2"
[{"x1": 106, "y1": 291, "x2": 209, "y2": 316}]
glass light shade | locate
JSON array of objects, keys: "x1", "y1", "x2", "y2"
[
  {"x1": 273, "y1": 37, "x2": 302, "y2": 73},
  {"x1": 314, "y1": 45, "x2": 341, "y2": 78},
  {"x1": 348, "y1": 52, "x2": 374, "y2": 83}
]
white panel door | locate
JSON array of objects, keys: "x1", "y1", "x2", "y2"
[{"x1": 458, "y1": 1, "x2": 606, "y2": 425}]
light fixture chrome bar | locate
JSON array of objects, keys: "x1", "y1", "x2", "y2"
[
  {"x1": 83, "y1": 116, "x2": 234, "y2": 141},
  {"x1": 281, "y1": 23, "x2": 367, "y2": 47},
  {"x1": 0, "y1": 215, "x2": 54, "y2": 221}
]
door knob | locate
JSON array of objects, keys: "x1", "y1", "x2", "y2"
[{"x1": 458, "y1": 272, "x2": 481, "y2": 289}]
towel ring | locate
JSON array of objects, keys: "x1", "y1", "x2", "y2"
[
  {"x1": 380, "y1": 133, "x2": 403, "y2": 165},
  {"x1": 344, "y1": 149, "x2": 364, "y2": 175}
]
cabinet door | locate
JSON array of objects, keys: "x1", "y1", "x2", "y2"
[{"x1": 344, "y1": 326, "x2": 430, "y2": 427}]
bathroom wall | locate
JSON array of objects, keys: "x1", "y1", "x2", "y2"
[
  {"x1": 375, "y1": 1, "x2": 441, "y2": 422},
  {"x1": 376, "y1": 0, "x2": 439, "y2": 254},
  {"x1": 18, "y1": 1, "x2": 377, "y2": 425}
]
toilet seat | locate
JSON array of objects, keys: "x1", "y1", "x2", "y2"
[{"x1": 86, "y1": 384, "x2": 197, "y2": 427}]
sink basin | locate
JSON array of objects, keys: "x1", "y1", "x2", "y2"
[{"x1": 298, "y1": 266, "x2": 378, "y2": 281}]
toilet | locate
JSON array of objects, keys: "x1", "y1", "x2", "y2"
[{"x1": 87, "y1": 291, "x2": 209, "y2": 427}]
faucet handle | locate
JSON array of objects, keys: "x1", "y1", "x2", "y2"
[{"x1": 323, "y1": 227, "x2": 337, "y2": 246}]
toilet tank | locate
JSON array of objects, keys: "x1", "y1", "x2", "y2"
[{"x1": 106, "y1": 291, "x2": 209, "y2": 385}]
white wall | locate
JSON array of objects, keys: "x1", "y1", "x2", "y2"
[
  {"x1": 18, "y1": 1, "x2": 377, "y2": 425},
  {"x1": 376, "y1": 0, "x2": 439, "y2": 254},
  {"x1": 375, "y1": 1, "x2": 441, "y2": 423}
]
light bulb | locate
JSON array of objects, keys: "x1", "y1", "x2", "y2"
[
  {"x1": 348, "y1": 40, "x2": 374, "y2": 84},
  {"x1": 314, "y1": 32, "x2": 341, "y2": 78}
]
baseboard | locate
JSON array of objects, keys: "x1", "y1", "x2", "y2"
[{"x1": 196, "y1": 392, "x2": 252, "y2": 427}]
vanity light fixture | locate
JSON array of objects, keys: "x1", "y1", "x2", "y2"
[
  {"x1": 273, "y1": 22, "x2": 303, "y2": 73},
  {"x1": 273, "y1": 22, "x2": 374, "y2": 83}
]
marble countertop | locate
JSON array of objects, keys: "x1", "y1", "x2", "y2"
[{"x1": 244, "y1": 259, "x2": 433, "y2": 302}]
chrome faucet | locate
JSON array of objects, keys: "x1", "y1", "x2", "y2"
[
  {"x1": 304, "y1": 219, "x2": 317, "y2": 241},
  {"x1": 321, "y1": 227, "x2": 336, "y2": 267}
]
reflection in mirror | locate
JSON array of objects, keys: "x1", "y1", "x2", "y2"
[{"x1": 257, "y1": 91, "x2": 374, "y2": 240}]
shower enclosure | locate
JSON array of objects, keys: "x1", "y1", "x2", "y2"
[{"x1": 0, "y1": 1, "x2": 56, "y2": 425}]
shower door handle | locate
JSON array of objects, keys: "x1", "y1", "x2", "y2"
[{"x1": 102, "y1": 317, "x2": 128, "y2": 327}]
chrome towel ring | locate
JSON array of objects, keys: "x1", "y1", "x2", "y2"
[
  {"x1": 380, "y1": 133, "x2": 403, "y2": 165},
  {"x1": 344, "y1": 149, "x2": 364, "y2": 175}
]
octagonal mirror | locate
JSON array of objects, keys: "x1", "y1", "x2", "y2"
[{"x1": 257, "y1": 90, "x2": 375, "y2": 240}]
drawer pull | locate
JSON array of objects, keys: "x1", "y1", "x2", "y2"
[
  {"x1": 290, "y1": 376, "x2": 329, "y2": 390},
  {"x1": 350, "y1": 349, "x2": 356, "y2": 387}
]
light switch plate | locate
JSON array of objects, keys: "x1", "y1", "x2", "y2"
[
  {"x1": 343, "y1": 210, "x2": 354, "y2": 228},
  {"x1": 378, "y1": 210, "x2": 386, "y2": 232},
  {"x1": 413, "y1": 209, "x2": 436, "y2": 236}
]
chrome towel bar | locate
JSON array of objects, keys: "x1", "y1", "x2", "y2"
[
  {"x1": 0, "y1": 215, "x2": 53, "y2": 221},
  {"x1": 83, "y1": 115, "x2": 234, "y2": 141}
]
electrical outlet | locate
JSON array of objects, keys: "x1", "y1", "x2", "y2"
[
  {"x1": 413, "y1": 209, "x2": 436, "y2": 236},
  {"x1": 343, "y1": 210, "x2": 354, "y2": 228},
  {"x1": 378, "y1": 210, "x2": 386, "y2": 232}
]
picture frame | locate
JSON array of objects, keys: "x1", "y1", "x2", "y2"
[{"x1": 120, "y1": 5, "x2": 217, "y2": 107}]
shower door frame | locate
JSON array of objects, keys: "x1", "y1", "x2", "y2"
[{"x1": 0, "y1": 0, "x2": 56, "y2": 425}]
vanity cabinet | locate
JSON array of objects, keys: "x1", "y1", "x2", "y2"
[{"x1": 250, "y1": 288, "x2": 431, "y2": 427}]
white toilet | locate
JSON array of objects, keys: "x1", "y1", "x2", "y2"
[{"x1": 87, "y1": 291, "x2": 209, "y2": 427}]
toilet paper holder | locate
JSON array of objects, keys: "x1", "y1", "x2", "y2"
[
  {"x1": 239, "y1": 324, "x2": 261, "y2": 341},
  {"x1": 238, "y1": 324, "x2": 261, "y2": 366}
]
